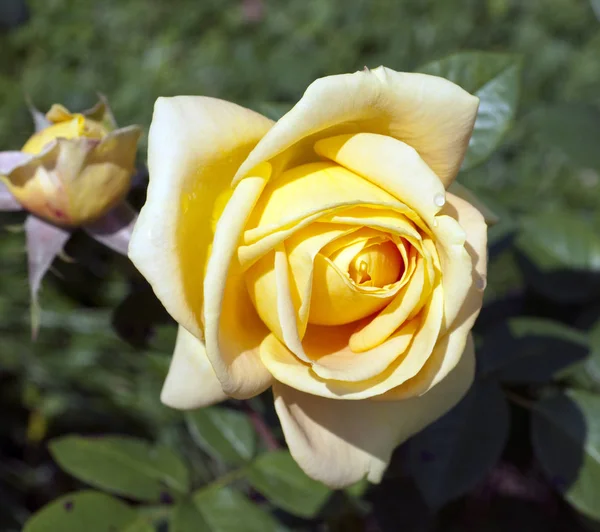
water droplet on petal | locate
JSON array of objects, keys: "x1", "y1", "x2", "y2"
[
  {"x1": 434, "y1": 193, "x2": 446, "y2": 208},
  {"x1": 432, "y1": 219, "x2": 439, "y2": 227}
]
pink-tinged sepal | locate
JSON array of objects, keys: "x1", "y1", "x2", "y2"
[
  {"x1": 0, "y1": 180, "x2": 22, "y2": 212},
  {"x1": 84, "y1": 201, "x2": 138, "y2": 256},
  {"x1": 26, "y1": 98, "x2": 52, "y2": 133},
  {"x1": 25, "y1": 215, "x2": 72, "y2": 338}
]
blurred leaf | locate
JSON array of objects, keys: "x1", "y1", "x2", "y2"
[
  {"x1": 23, "y1": 491, "x2": 153, "y2": 532},
  {"x1": 420, "y1": 51, "x2": 521, "y2": 170},
  {"x1": 247, "y1": 450, "x2": 332, "y2": 518},
  {"x1": 196, "y1": 486, "x2": 285, "y2": 531},
  {"x1": 516, "y1": 210, "x2": 600, "y2": 303},
  {"x1": 171, "y1": 487, "x2": 285, "y2": 532},
  {"x1": 0, "y1": 0, "x2": 29, "y2": 29},
  {"x1": 345, "y1": 478, "x2": 370, "y2": 499},
  {"x1": 408, "y1": 377, "x2": 510, "y2": 508},
  {"x1": 532, "y1": 103, "x2": 600, "y2": 170},
  {"x1": 532, "y1": 389, "x2": 600, "y2": 520},
  {"x1": 564, "y1": 320, "x2": 600, "y2": 393},
  {"x1": 254, "y1": 102, "x2": 293, "y2": 121},
  {"x1": 186, "y1": 407, "x2": 256, "y2": 467},
  {"x1": 479, "y1": 318, "x2": 589, "y2": 383},
  {"x1": 171, "y1": 499, "x2": 211, "y2": 532},
  {"x1": 593, "y1": 0, "x2": 600, "y2": 21},
  {"x1": 49, "y1": 435, "x2": 190, "y2": 501}
]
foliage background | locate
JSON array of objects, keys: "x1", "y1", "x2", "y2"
[{"x1": 2, "y1": 0, "x2": 600, "y2": 530}]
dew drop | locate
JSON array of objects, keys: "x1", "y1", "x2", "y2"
[
  {"x1": 434, "y1": 193, "x2": 446, "y2": 208},
  {"x1": 476, "y1": 276, "x2": 487, "y2": 291},
  {"x1": 432, "y1": 219, "x2": 439, "y2": 227}
]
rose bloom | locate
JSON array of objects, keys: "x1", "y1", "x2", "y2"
[
  {"x1": 1, "y1": 100, "x2": 140, "y2": 227},
  {"x1": 130, "y1": 66, "x2": 488, "y2": 488}
]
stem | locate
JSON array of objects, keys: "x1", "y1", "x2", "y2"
[{"x1": 243, "y1": 403, "x2": 280, "y2": 451}]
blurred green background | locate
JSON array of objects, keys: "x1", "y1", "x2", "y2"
[{"x1": 2, "y1": 0, "x2": 600, "y2": 531}]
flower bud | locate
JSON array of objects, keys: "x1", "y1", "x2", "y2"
[{"x1": 0, "y1": 98, "x2": 141, "y2": 226}]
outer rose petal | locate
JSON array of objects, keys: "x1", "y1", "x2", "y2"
[
  {"x1": 129, "y1": 96, "x2": 273, "y2": 339},
  {"x1": 234, "y1": 67, "x2": 479, "y2": 187},
  {"x1": 273, "y1": 336, "x2": 475, "y2": 488},
  {"x1": 204, "y1": 171, "x2": 275, "y2": 398},
  {"x1": 161, "y1": 326, "x2": 228, "y2": 409}
]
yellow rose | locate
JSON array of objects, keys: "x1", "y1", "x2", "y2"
[
  {"x1": 129, "y1": 66, "x2": 488, "y2": 488},
  {"x1": 0, "y1": 98, "x2": 141, "y2": 226}
]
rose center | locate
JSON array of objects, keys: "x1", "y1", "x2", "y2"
[{"x1": 348, "y1": 240, "x2": 403, "y2": 288}]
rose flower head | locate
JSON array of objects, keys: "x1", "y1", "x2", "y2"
[
  {"x1": 0, "y1": 96, "x2": 142, "y2": 338},
  {"x1": 130, "y1": 66, "x2": 489, "y2": 488},
  {"x1": 1, "y1": 97, "x2": 140, "y2": 226}
]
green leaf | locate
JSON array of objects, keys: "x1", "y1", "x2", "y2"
[
  {"x1": 563, "y1": 320, "x2": 600, "y2": 393},
  {"x1": 254, "y1": 102, "x2": 293, "y2": 121},
  {"x1": 408, "y1": 378, "x2": 510, "y2": 508},
  {"x1": 171, "y1": 487, "x2": 285, "y2": 532},
  {"x1": 532, "y1": 103, "x2": 600, "y2": 171},
  {"x1": 195, "y1": 486, "x2": 285, "y2": 531},
  {"x1": 24, "y1": 491, "x2": 154, "y2": 532},
  {"x1": 49, "y1": 435, "x2": 190, "y2": 502},
  {"x1": 516, "y1": 211, "x2": 600, "y2": 303},
  {"x1": 420, "y1": 52, "x2": 521, "y2": 171},
  {"x1": 246, "y1": 450, "x2": 332, "y2": 518},
  {"x1": 532, "y1": 389, "x2": 600, "y2": 520},
  {"x1": 593, "y1": 0, "x2": 600, "y2": 21},
  {"x1": 185, "y1": 407, "x2": 256, "y2": 466},
  {"x1": 171, "y1": 500, "x2": 211, "y2": 532},
  {"x1": 479, "y1": 318, "x2": 589, "y2": 383}
]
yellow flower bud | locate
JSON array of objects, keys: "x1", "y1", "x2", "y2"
[{"x1": 0, "y1": 98, "x2": 141, "y2": 226}]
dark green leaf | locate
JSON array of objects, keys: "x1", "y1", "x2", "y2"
[
  {"x1": 193, "y1": 486, "x2": 285, "y2": 531},
  {"x1": 516, "y1": 211, "x2": 600, "y2": 303},
  {"x1": 247, "y1": 450, "x2": 332, "y2": 518},
  {"x1": 562, "y1": 320, "x2": 600, "y2": 393},
  {"x1": 532, "y1": 389, "x2": 600, "y2": 520},
  {"x1": 479, "y1": 318, "x2": 588, "y2": 383},
  {"x1": 185, "y1": 407, "x2": 256, "y2": 466},
  {"x1": 408, "y1": 378, "x2": 510, "y2": 508},
  {"x1": 24, "y1": 491, "x2": 153, "y2": 532},
  {"x1": 420, "y1": 52, "x2": 521, "y2": 170},
  {"x1": 171, "y1": 487, "x2": 285, "y2": 532},
  {"x1": 171, "y1": 500, "x2": 211, "y2": 532},
  {"x1": 49, "y1": 435, "x2": 190, "y2": 501},
  {"x1": 532, "y1": 103, "x2": 600, "y2": 171}
]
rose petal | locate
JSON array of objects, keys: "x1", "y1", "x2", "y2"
[
  {"x1": 349, "y1": 259, "x2": 431, "y2": 352},
  {"x1": 204, "y1": 172, "x2": 275, "y2": 398},
  {"x1": 84, "y1": 201, "x2": 137, "y2": 256},
  {"x1": 161, "y1": 326, "x2": 228, "y2": 409},
  {"x1": 259, "y1": 281, "x2": 444, "y2": 399},
  {"x1": 234, "y1": 66, "x2": 478, "y2": 187},
  {"x1": 0, "y1": 179, "x2": 22, "y2": 211},
  {"x1": 0, "y1": 151, "x2": 32, "y2": 175},
  {"x1": 129, "y1": 96, "x2": 273, "y2": 339},
  {"x1": 378, "y1": 194, "x2": 487, "y2": 400},
  {"x1": 314, "y1": 133, "x2": 446, "y2": 223},
  {"x1": 245, "y1": 161, "x2": 405, "y2": 241},
  {"x1": 273, "y1": 336, "x2": 475, "y2": 488}
]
